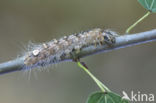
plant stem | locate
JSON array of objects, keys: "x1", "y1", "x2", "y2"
[
  {"x1": 126, "y1": 11, "x2": 151, "y2": 34},
  {"x1": 77, "y1": 62, "x2": 110, "y2": 92},
  {"x1": 0, "y1": 29, "x2": 156, "y2": 75}
]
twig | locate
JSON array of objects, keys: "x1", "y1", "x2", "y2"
[
  {"x1": 0, "y1": 57, "x2": 24, "y2": 74},
  {"x1": 0, "y1": 29, "x2": 156, "y2": 75}
]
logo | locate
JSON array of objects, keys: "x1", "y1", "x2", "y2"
[{"x1": 122, "y1": 91, "x2": 154, "y2": 102}]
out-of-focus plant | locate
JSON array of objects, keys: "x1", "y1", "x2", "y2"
[{"x1": 126, "y1": 0, "x2": 156, "y2": 33}]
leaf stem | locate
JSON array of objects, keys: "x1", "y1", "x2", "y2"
[
  {"x1": 126, "y1": 11, "x2": 151, "y2": 34},
  {"x1": 77, "y1": 62, "x2": 110, "y2": 92}
]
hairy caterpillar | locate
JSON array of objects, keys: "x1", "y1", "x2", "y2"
[{"x1": 23, "y1": 28, "x2": 118, "y2": 69}]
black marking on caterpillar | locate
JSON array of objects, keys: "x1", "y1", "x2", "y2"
[{"x1": 23, "y1": 28, "x2": 118, "y2": 69}]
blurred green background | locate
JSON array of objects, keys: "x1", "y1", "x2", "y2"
[{"x1": 0, "y1": 0, "x2": 156, "y2": 103}]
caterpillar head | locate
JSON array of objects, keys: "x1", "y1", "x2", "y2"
[{"x1": 102, "y1": 30, "x2": 117, "y2": 45}]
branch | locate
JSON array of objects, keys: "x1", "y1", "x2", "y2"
[{"x1": 0, "y1": 29, "x2": 156, "y2": 75}]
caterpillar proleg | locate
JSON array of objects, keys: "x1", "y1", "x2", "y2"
[{"x1": 23, "y1": 28, "x2": 118, "y2": 69}]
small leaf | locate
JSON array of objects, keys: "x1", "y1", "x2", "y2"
[
  {"x1": 86, "y1": 91, "x2": 130, "y2": 103},
  {"x1": 138, "y1": 0, "x2": 156, "y2": 13}
]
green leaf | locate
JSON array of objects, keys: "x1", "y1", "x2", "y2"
[
  {"x1": 86, "y1": 92, "x2": 130, "y2": 103},
  {"x1": 138, "y1": 0, "x2": 156, "y2": 13}
]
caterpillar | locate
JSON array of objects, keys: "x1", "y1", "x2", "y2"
[{"x1": 23, "y1": 28, "x2": 118, "y2": 69}]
